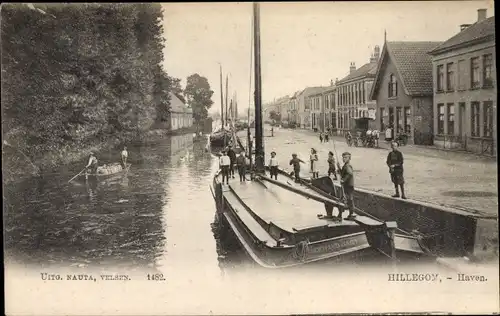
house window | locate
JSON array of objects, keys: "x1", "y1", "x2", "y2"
[
  {"x1": 446, "y1": 63, "x2": 454, "y2": 91},
  {"x1": 483, "y1": 101, "x2": 493, "y2": 138},
  {"x1": 447, "y1": 103, "x2": 454, "y2": 135},
  {"x1": 457, "y1": 60, "x2": 465, "y2": 90},
  {"x1": 404, "y1": 107, "x2": 411, "y2": 134},
  {"x1": 388, "y1": 74, "x2": 397, "y2": 97},
  {"x1": 362, "y1": 83, "x2": 366, "y2": 104},
  {"x1": 471, "y1": 102, "x2": 480, "y2": 136},
  {"x1": 437, "y1": 104, "x2": 445, "y2": 134},
  {"x1": 380, "y1": 108, "x2": 386, "y2": 130},
  {"x1": 471, "y1": 57, "x2": 480, "y2": 88},
  {"x1": 483, "y1": 54, "x2": 493, "y2": 87},
  {"x1": 437, "y1": 65, "x2": 444, "y2": 91}
]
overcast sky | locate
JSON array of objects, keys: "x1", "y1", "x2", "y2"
[{"x1": 161, "y1": 1, "x2": 494, "y2": 114}]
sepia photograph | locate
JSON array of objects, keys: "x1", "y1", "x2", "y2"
[{"x1": 2, "y1": 1, "x2": 498, "y2": 315}]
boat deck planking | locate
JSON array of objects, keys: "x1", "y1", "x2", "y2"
[
  {"x1": 221, "y1": 173, "x2": 360, "y2": 234},
  {"x1": 224, "y1": 191, "x2": 277, "y2": 247}
]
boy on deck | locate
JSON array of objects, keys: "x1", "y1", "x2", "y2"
[
  {"x1": 337, "y1": 152, "x2": 356, "y2": 220},
  {"x1": 236, "y1": 151, "x2": 247, "y2": 182},
  {"x1": 269, "y1": 151, "x2": 279, "y2": 180},
  {"x1": 289, "y1": 153, "x2": 305, "y2": 183},
  {"x1": 327, "y1": 151, "x2": 337, "y2": 180},
  {"x1": 219, "y1": 150, "x2": 231, "y2": 185}
]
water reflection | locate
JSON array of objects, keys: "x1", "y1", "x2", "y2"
[{"x1": 3, "y1": 133, "x2": 210, "y2": 270}]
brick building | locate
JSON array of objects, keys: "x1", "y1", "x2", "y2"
[
  {"x1": 336, "y1": 47, "x2": 379, "y2": 135},
  {"x1": 370, "y1": 41, "x2": 442, "y2": 145},
  {"x1": 428, "y1": 9, "x2": 496, "y2": 155},
  {"x1": 322, "y1": 83, "x2": 337, "y2": 132}
]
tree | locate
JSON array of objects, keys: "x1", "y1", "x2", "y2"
[
  {"x1": 168, "y1": 76, "x2": 185, "y2": 103},
  {"x1": 269, "y1": 110, "x2": 281, "y2": 122},
  {"x1": 1, "y1": 3, "x2": 166, "y2": 162},
  {"x1": 184, "y1": 74, "x2": 214, "y2": 127}
]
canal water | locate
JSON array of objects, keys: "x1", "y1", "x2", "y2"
[{"x1": 4, "y1": 132, "x2": 445, "y2": 274}]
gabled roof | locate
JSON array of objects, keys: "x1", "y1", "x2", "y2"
[
  {"x1": 370, "y1": 41, "x2": 442, "y2": 98},
  {"x1": 337, "y1": 62, "x2": 377, "y2": 85},
  {"x1": 428, "y1": 16, "x2": 495, "y2": 55},
  {"x1": 169, "y1": 92, "x2": 192, "y2": 113}
]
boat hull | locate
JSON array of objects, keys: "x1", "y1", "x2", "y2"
[{"x1": 209, "y1": 169, "x2": 406, "y2": 268}]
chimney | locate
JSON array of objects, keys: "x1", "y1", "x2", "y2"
[
  {"x1": 369, "y1": 53, "x2": 376, "y2": 63},
  {"x1": 460, "y1": 24, "x2": 472, "y2": 31},
  {"x1": 374, "y1": 45, "x2": 380, "y2": 60},
  {"x1": 349, "y1": 62, "x2": 356, "y2": 74},
  {"x1": 477, "y1": 9, "x2": 487, "y2": 22}
]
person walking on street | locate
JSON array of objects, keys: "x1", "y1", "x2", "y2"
[
  {"x1": 269, "y1": 151, "x2": 279, "y2": 180},
  {"x1": 386, "y1": 141, "x2": 406, "y2": 199},
  {"x1": 121, "y1": 146, "x2": 128, "y2": 169},
  {"x1": 289, "y1": 153, "x2": 305, "y2": 183},
  {"x1": 310, "y1": 148, "x2": 319, "y2": 179},
  {"x1": 319, "y1": 133, "x2": 323, "y2": 143},
  {"x1": 219, "y1": 150, "x2": 231, "y2": 185},
  {"x1": 236, "y1": 151, "x2": 247, "y2": 182},
  {"x1": 227, "y1": 145, "x2": 237, "y2": 179},
  {"x1": 337, "y1": 152, "x2": 356, "y2": 220},
  {"x1": 327, "y1": 151, "x2": 337, "y2": 180},
  {"x1": 324, "y1": 133, "x2": 329, "y2": 143}
]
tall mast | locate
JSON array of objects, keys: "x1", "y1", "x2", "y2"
[
  {"x1": 225, "y1": 75, "x2": 229, "y2": 126},
  {"x1": 219, "y1": 64, "x2": 224, "y2": 128},
  {"x1": 253, "y1": 2, "x2": 264, "y2": 174}
]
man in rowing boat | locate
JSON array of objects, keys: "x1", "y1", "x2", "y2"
[
  {"x1": 337, "y1": 152, "x2": 356, "y2": 220},
  {"x1": 121, "y1": 146, "x2": 128, "y2": 169},
  {"x1": 86, "y1": 152, "x2": 98, "y2": 174}
]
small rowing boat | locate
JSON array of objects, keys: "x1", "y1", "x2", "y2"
[{"x1": 82, "y1": 163, "x2": 131, "y2": 181}]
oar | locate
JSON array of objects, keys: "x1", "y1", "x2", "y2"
[{"x1": 68, "y1": 168, "x2": 86, "y2": 183}]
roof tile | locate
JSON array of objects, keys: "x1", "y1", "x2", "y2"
[
  {"x1": 386, "y1": 41, "x2": 442, "y2": 95},
  {"x1": 429, "y1": 16, "x2": 495, "y2": 54}
]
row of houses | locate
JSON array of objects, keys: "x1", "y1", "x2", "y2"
[{"x1": 266, "y1": 8, "x2": 496, "y2": 155}]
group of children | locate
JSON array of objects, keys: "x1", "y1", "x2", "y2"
[{"x1": 218, "y1": 147, "x2": 356, "y2": 219}]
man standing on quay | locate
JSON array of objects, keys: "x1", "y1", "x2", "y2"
[{"x1": 386, "y1": 142, "x2": 407, "y2": 199}]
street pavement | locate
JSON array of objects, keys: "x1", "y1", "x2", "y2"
[{"x1": 237, "y1": 126, "x2": 498, "y2": 215}]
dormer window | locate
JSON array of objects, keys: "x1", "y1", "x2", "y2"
[{"x1": 388, "y1": 74, "x2": 398, "y2": 97}]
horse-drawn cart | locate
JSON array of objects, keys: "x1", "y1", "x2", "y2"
[{"x1": 345, "y1": 117, "x2": 379, "y2": 148}]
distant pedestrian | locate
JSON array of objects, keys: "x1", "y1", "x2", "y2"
[
  {"x1": 324, "y1": 133, "x2": 329, "y2": 142},
  {"x1": 269, "y1": 151, "x2": 279, "y2": 180},
  {"x1": 227, "y1": 145, "x2": 237, "y2": 179},
  {"x1": 236, "y1": 151, "x2": 247, "y2": 182},
  {"x1": 319, "y1": 133, "x2": 323, "y2": 143},
  {"x1": 327, "y1": 151, "x2": 337, "y2": 180},
  {"x1": 337, "y1": 152, "x2": 356, "y2": 220},
  {"x1": 386, "y1": 142, "x2": 406, "y2": 199},
  {"x1": 219, "y1": 150, "x2": 231, "y2": 185},
  {"x1": 289, "y1": 153, "x2": 305, "y2": 183},
  {"x1": 310, "y1": 148, "x2": 319, "y2": 179}
]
